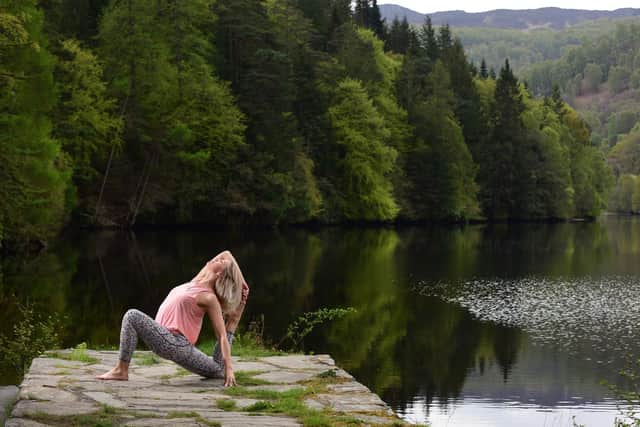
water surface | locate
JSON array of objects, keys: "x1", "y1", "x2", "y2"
[{"x1": 2, "y1": 216, "x2": 640, "y2": 426}]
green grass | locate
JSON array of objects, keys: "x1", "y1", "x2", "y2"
[
  {"x1": 134, "y1": 353, "x2": 160, "y2": 366},
  {"x1": 166, "y1": 411, "x2": 200, "y2": 418},
  {"x1": 316, "y1": 369, "x2": 337, "y2": 379},
  {"x1": 196, "y1": 332, "x2": 285, "y2": 359},
  {"x1": 45, "y1": 343, "x2": 99, "y2": 364},
  {"x1": 28, "y1": 405, "x2": 120, "y2": 426},
  {"x1": 215, "y1": 398, "x2": 237, "y2": 411},
  {"x1": 221, "y1": 375, "x2": 419, "y2": 427},
  {"x1": 27, "y1": 405, "x2": 223, "y2": 427},
  {"x1": 234, "y1": 370, "x2": 271, "y2": 386},
  {"x1": 165, "y1": 411, "x2": 221, "y2": 426}
]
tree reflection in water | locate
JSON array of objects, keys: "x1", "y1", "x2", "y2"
[{"x1": 2, "y1": 216, "x2": 640, "y2": 424}]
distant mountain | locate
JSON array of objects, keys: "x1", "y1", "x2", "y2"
[
  {"x1": 378, "y1": 4, "x2": 426, "y2": 25},
  {"x1": 379, "y1": 4, "x2": 640, "y2": 30}
]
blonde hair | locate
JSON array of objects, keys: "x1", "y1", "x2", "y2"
[
  {"x1": 214, "y1": 260, "x2": 243, "y2": 312},
  {"x1": 193, "y1": 258, "x2": 243, "y2": 312}
]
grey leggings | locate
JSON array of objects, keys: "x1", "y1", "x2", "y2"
[{"x1": 118, "y1": 309, "x2": 233, "y2": 378}]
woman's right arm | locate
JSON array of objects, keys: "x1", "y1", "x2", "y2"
[{"x1": 198, "y1": 292, "x2": 235, "y2": 386}]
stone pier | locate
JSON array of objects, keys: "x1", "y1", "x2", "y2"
[{"x1": 5, "y1": 350, "x2": 414, "y2": 426}]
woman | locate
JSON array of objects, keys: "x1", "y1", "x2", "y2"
[{"x1": 97, "y1": 250, "x2": 249, "y2": 387}]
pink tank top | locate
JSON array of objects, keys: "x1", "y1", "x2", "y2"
[{"x1": 155, "y1": 282, "x2": 212, "y2": 344}]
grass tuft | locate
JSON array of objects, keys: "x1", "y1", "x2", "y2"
[
  {"x1": 234, "y1": 370, "x2": 271, "y2": 386},
  {"x1": 134, "y1": 353, "x2": 160, "y2": 366},
  {"x1": 216, "y1": 399, "x2": 237, "y2": 411},
  {"x1": 46, "y1": 343, "x2": 99, "y2": 364}
]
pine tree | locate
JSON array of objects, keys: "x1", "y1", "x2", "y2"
[
  {"x1": 402, "y1": 62, "x2": 479, "y2": 220},
  {"x1": 353, "y1": 0, "x2": 370, "y2": 28},
  {"x1": 479, "y1": 59, "x2": 526, "y2": 218},
  {"x1": 480, "y1": 58, "x2": 489, "y2": 79},
  {"x1": 437, "y1": 24, "x2": 453, "y2": 54},
  {"x1": 369, "y1": 0, "x2": 386, "y2": 41},
  {"x1": 419, "y1": 16, "x2": 438, "y2": 62}
]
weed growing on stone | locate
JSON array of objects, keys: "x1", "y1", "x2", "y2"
[
  {"x1": 197, "y1": 331, "x2": 283, "y2": 359},
  {"x1": 316, "y1": 369, "x2": 337, "y2": 378},
  {"x1": 29, "y1": 404, "x2": 120, "y2": 426},
  {"x1": 166, "y1": 411, "x2": 221, "y2": 426},
  {"x1": 234, "y1": 370, "x2": 270, "y2": 386},
  {"x1": 134, "y1": 353, "x2": 160, "y2": 366},
  {"x1": 216, "y1": 398, "x2": 237, "y2": 411},
  {"x1": 47, "y1": 343, "x2": 99, "y2": 364}
]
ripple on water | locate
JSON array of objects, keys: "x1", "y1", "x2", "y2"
[{"x1": 415, "y1": 276, "x2": 640, "y2": 358}]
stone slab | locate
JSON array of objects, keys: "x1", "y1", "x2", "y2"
[
  {"x1": 6, "y1": 349, "x2": 405, "y2": 426},
  {"x1": 11, "y1": 400, "x2": 98, "y2": 417},
  {"x1": 1, "y1": 386, "x2": 19, "y2": 426},
  {"x1": 259, "y1": 355, "x2": 335, "y2": 370},
  {"x1": 5, "y1": 419, "x2": 52, "y2": 427},
  {"x1": 19, "y1": 386, "x2": 77, "y2": 402},
  {"x1": 83, "y1": 391, "x2": 127, "y2": 408},
  {"x1": 253, "y1": 370, "x2": 316, "y2": 384}
]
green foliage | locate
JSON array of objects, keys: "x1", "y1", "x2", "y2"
[
  {"x1": 216, "y1": 399, "x2": 237, "y2": 411},
  {"x1": 280, "y1": 307, "x2": 356, "y2": 350},
  {"x1": 52, "y1": 38, "x2": 122, "y2": 219},
  {"x1": 602, "y1": 357, "x2": 640, "y2": 427},
  {"x1": 0, "y1": 303, "x2": 62, "y2": 377},
  {"x1": 97, "y1": 0, "x2": 249, "y2": 224},
  {"x1": 0, "y1": 0, "x2": 71, "y2": 249},
  {"x1": 327, "y1": 79, "x2": 399, "y2": 221},
  {"x1": 134, "y1": 352, "x2": 160, "y2": 366},
  {"x1": 609, "y1": 174, "x2": 640, "y2": 214},
  {"x1": 0, "y1": 0, "x2": 620, "y2": 238},
  {"x1": 47, "y1": 342, "x2": 100, "y2": 364}
]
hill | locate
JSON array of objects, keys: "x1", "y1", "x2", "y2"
[{"x1": 379, "y1": 4, "x2": 640, "y2": 30}]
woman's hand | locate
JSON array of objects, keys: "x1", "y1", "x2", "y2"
[{"x1": 224, "y1": 366, "x2": 236, "y2": 387}]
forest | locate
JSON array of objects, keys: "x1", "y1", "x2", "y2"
[{"x1": 0, "y1": 0, "x2": 614, "y2": 252}]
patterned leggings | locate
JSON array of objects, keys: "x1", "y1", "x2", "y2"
[{"x1": 118, "y1": 309, "x2": 233, "y2": 378}]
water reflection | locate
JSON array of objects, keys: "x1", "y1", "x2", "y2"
[{"x1": 2, "y1": 216, "x2": 640, "y2": 426}]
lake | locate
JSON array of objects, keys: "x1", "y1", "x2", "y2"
[{"x1": 2, "y1": 215, "x2": 640, "y2": 426}]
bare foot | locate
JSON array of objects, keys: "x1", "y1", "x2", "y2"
[{"x1": 96, "y1": 367, "x2": 128, "y2": 381}]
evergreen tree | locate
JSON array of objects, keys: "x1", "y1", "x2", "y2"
[
  {"x1": 480, "y1": 58, "x2": 489, "y2": 79},
  {"x1": 419, "y1": 16, "x2": 438, "y2": 63},
  {"x1": 479, "y1": 59, "x2": 526, "y2": 218},
  {"x1": 353, "y1": 0, "x2": 370, "y2": 28},
  {"x1": 369, "y1": 0, "x2": 386, "y2": 41},
  {"x1": 0, "y1": 0, "x2": 71, "y2": 248},
  {"x1": 385, "y1": 16, "x2": 411, "y2": 54},
  {"x1": 402, "y1": 62, "x2": 479, "y2": 220},
  {"x1": 437, "y1": 24, "x2": 453, "y2": 54},
  {"x1": 327, "y1": 0, "x2": 352, "y2": 47}
]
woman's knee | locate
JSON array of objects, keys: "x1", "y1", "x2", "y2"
[{"x1": 122, "y1": 309, "x2": 144, "y2": 324}]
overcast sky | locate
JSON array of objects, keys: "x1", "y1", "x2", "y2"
[{"x1": 378, "y1": 0, "x2": 638, "y2": 13}]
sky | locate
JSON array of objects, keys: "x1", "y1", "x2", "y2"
[{"x1": 377, "y1": 0, "x2": 638, "y2": 14}]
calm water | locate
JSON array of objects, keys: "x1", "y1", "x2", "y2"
[{"x1": 2, "y1": 215, "x2": 640, "y2": 426}]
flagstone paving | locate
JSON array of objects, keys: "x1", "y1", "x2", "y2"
[{"x1": 5, "y1": 350, "x2": 411, "y2": 426}]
